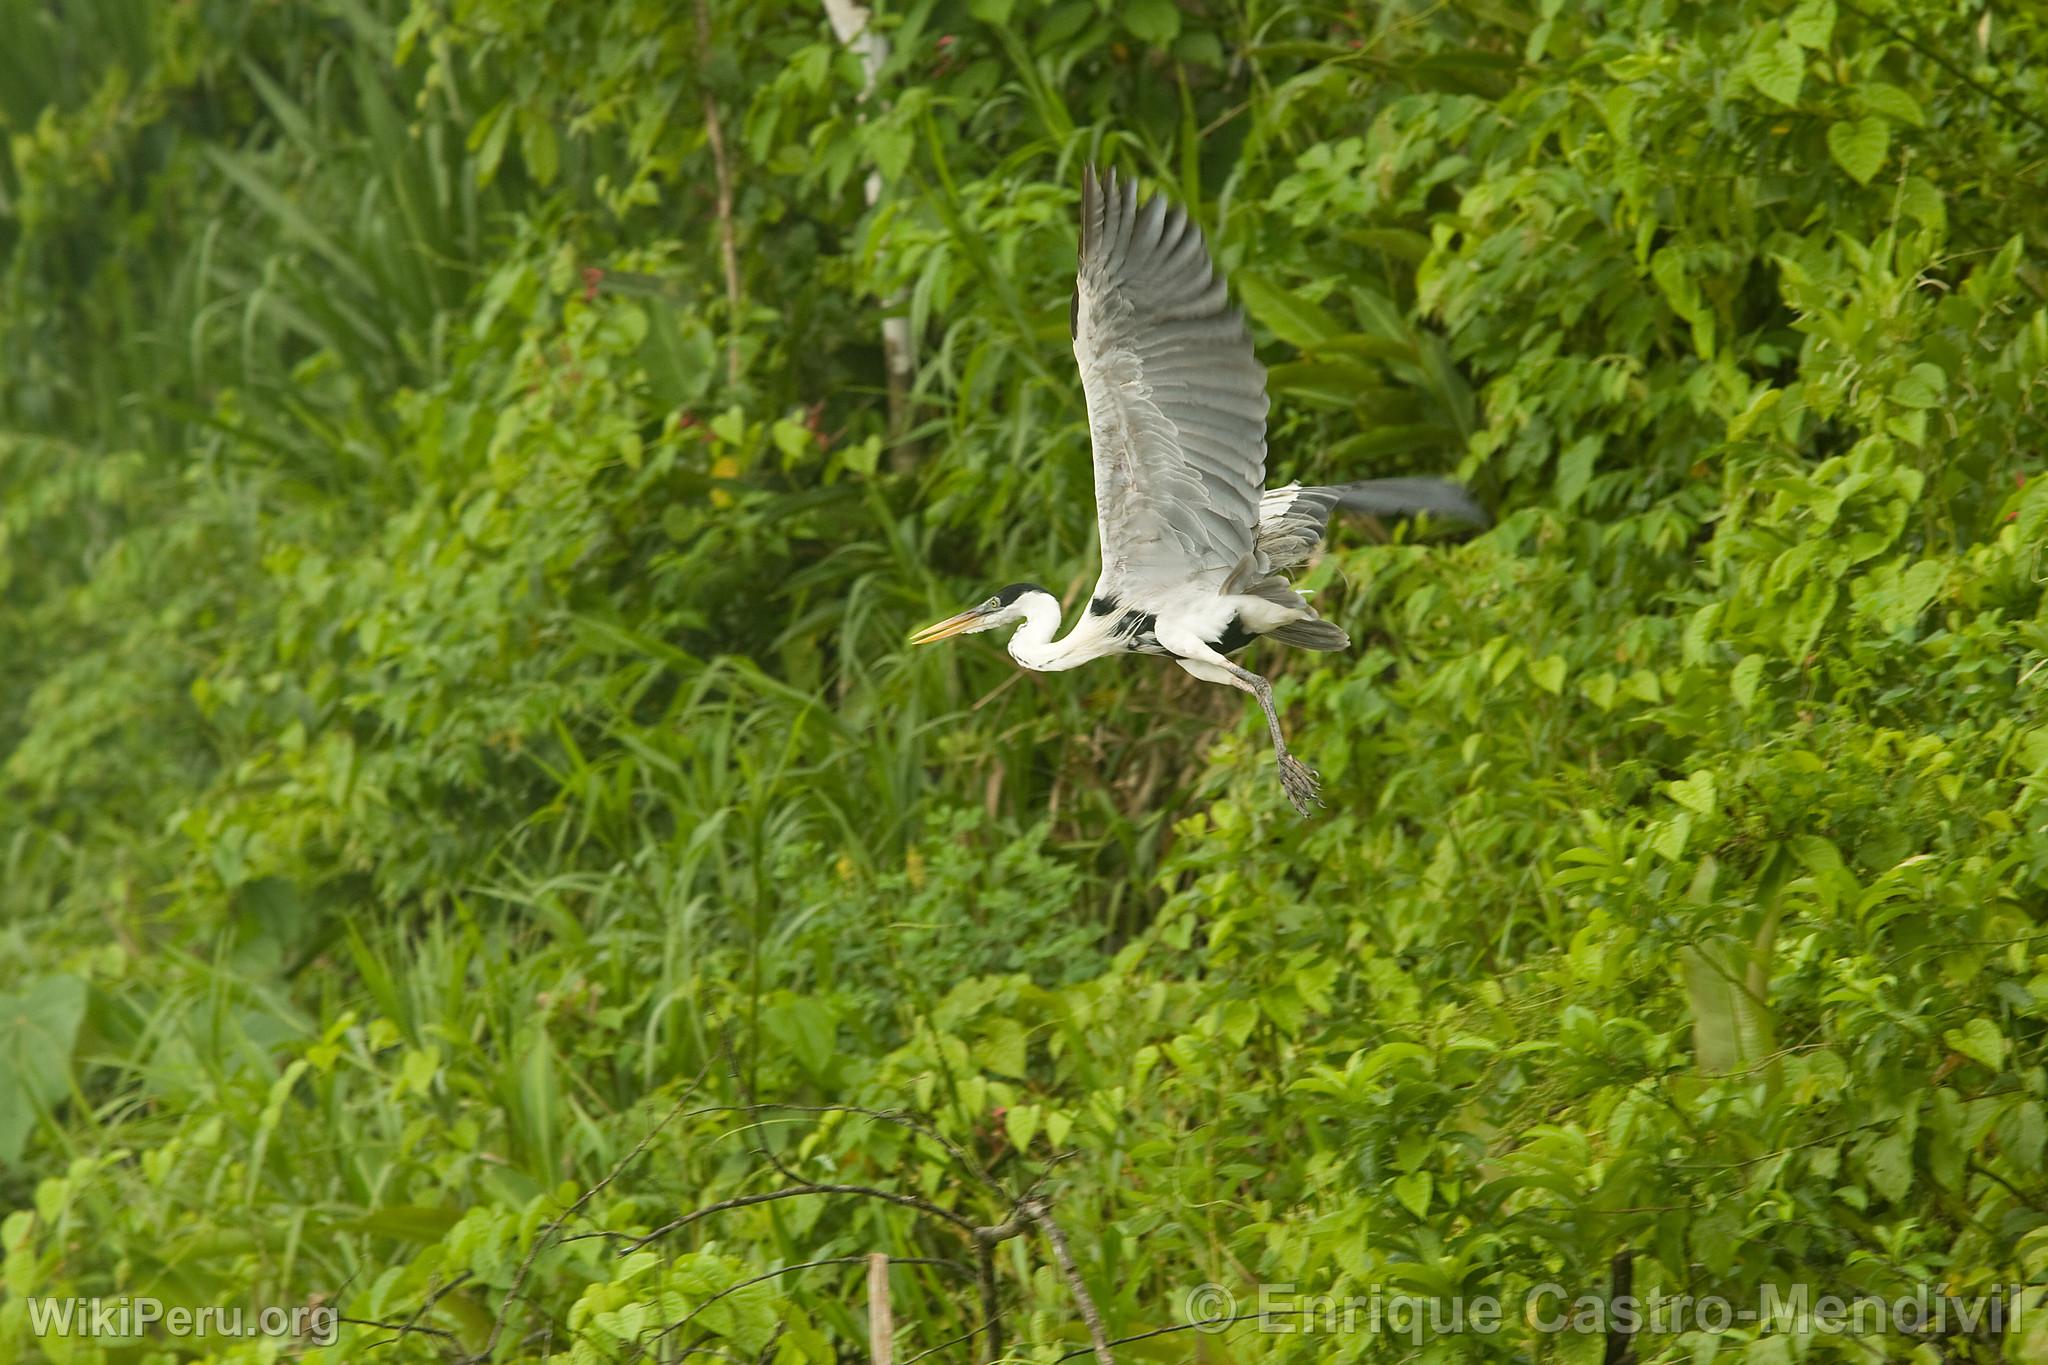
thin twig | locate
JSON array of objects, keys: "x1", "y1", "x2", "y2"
[
  {"x1": 1837, "y1": 0, "x2": 2048, "y2": 138},
  {"x1": 683, "y1": 1101, "x2": 1013, "y2": 1202},
  {"x1": 469, "y1": 1062, "x2": 716, "y2": 1362},
  {"x1": 622, "y1": 1182, "x2": 981, "y2": 1253},
  {"x1": 1050, "y1": 1309, "x2": 1307, "y2": 1360},
  {"x1": 338, "y1": 1315, "x2": 464, "y2": 1353},
  {"x1": 638, "y1": 1254, "x2": 970, "y2": 1356},
  {"x1": 898, "y1": 1313, "x2": 1004, "y2": 1365},
  {"x1": 695, "y1": 0, "x2": 744, "y2": 386},
  {"x1": 1023, "y1": 1198, "x2": 1113, "y2": 1364},
  {"x1": 393, "y1": 1272, "x2": 474, "y2": 1354}
]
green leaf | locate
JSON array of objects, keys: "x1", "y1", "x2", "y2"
[
  {"x1": 1826, "y1": 117, "x2": 1888, "y2": 185},
  {"x1": 976, "y1": 1018, "x2": 1029, "y2": 1077},
  {"x1": 1786, "y1": 0, "x2": 1835, "y2": 48},
  {"x1": 1998, "y1": 1100, "x2": 2045, "y2": 1176},
  {"x1": 0, "y1": 975, "x2": 86, "y2": 1165},
  {"x1": 763, "y1": 995, "x2": 838, "y2": 1079},
  {"x1": 470, "y1": 100, "x2": 514, "y2": 188},
  {"x1": 1683, "y1": 942, "x2": 1770, "y2": 1073},
  {"x1": 1860, "y1": 81, "x2": 1926, "y2": 127},
  {"x1": 1667, "y1": 770, "x2": 1718, "y2": 816},
  {"x1": 1555, "y1": 434, "x2": 1600, "y2": 509},
  {"x1": 1005, "y1": 1102, "x2": 1042, "y2": 1152},
  {"x1": 1730, "y1": 654, "x2": 1765, "y2": 709},
  {"x1": 1943, "y1": 1017, "x2": 2005, "y2": 1070},
  {"x1": 1863, "y1": 1133, "x2": 1912, "y2": 1203},
  {"x1": 1233, "y1": 271, "x2": 1341, "y2": 348},
  {"x1": 1650, "y1": 246, "x2": 1703, "y2": 322},
  {"x1": 1265, "y1": 360, "x2": 1399, "y2": 410},
  {"x1": 1744, "y1": 37, "x2": 1805, "y2": 107},
  {"x1": 1890, "y1": 362, "x2": 1946, "y2": 409},
  {"x1": 1122, "y1": 0, "x2": 1181, "y2": 46},
  {"x1": 1528, "y1": 654, "x2": 1566, "y2": 695},
  {"x1": 1393, "y1": 1170, "x2": 1433, "y2": 1218},
  {"x1": 519, "y1": 106, "x2": 560, "y2": 188}
]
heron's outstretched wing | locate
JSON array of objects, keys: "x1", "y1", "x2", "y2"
[
  {"x1": 1252, "y1": 478, "x2": 1489, "y2": 572},
  {"x1": 1072, "y1": 167, "x2": 1268, "y2": 599}
]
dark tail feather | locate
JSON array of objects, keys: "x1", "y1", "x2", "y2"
[
  {"x1": 1331, "y1": 477, "x2": 1489, "y2": 527},
  {"x1": 1268, "y1": 618, "x2": 1351, "y2": 651}
]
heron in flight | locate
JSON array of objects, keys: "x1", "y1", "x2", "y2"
[{"x1": 913, "y1": 168, "x2": 1483, "y2": 815}]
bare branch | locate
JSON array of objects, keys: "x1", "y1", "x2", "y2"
[
  {"x1": 622, "y1": 1182, "x2": 981, "y2": 1254},
  {"x1": 696, "y1": 0, "x2": 744, "y2": 386},
  {"x1": 468, "y1": 1063, "x2": 715, "y2": 1362},
  {"x1": 1023, "y1": 1198, "x2": 1113, "y2": 1364}
]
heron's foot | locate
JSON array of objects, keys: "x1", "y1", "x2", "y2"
[{"x1": 1277, "y1": 753, "x2": 1323, "y2": 817}]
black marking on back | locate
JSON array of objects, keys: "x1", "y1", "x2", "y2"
[
  {"x1": 1114, "y1": 610, "x2": 1157, "y2": 641},
  {"x1": 1210, "y1": 614, "x2": 1257, "y2": 655},
  {"x1": 1089, "y1": 594, "x2": 1119, "y2": 617}
]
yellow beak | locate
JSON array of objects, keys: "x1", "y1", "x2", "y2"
[{"x1": 909, "y1": 608, "x2": 986, "y2": 646}]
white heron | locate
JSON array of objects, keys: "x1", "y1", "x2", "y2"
[{"x1": 912, "y1": 167, "x2": 1484, "y2": 815}]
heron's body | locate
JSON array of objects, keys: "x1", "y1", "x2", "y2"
[{"x1": 914, "y1": 167, "x2": 1485, "y2": 815}]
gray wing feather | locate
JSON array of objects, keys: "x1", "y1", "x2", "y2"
[
  {"x1": 1073, "y1": 167, "x2": 1268, "y2": 597},
  {"x1": 1251, "y1": 478, "x2": 1488, "y2": 573}
]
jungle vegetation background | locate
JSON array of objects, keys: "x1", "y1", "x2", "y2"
[{"x1": 4, "y1": 0, "x2": 2048, "y2": 1360}]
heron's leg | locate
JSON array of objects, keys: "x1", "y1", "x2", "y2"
[
  {"x1": 1169, "y1": 651, "x2": 1323, "y2": 816},
  {"x1": 1223, "y1": 661, "x2": 1323, "y2": 816}
]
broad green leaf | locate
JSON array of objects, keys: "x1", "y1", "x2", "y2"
[
  {"x1": 1943, "y1": 1018, "x2": 2004, "y2": 1070},
  {"x1": 763, "y1": 995, "x2": 838, "y2": 1078},
  {"x1": 519, "y1": 106, "x2": 560, "y2": 188},
  {"x1": 1890, "y1": 362, "x2": 1946, "y2": 409},
  {"x1": 1998, "y1": 1100, "x2": 2046, "y2": 1175},
  {"x1": 1730, "y1": 654, "x2": 1765, "y2": 709},
  {"x1": 1860, "y1": 81, "x2": 1926, "y2": 127},
  {"x1": 1555, "y1": 434, "x2": 1600, "y2": 509},
  {"x1": 1667, "y1": 770, "x2": 1718, "y2": 816},
  {"x1": 1233, "y1": 271, "x2": 1341, "y2": 348},
  {"x1": 470, "y1": 99, "x2": 514, "y2": 187},
  {"x1": 1005, "y1": 1102, "x2": 1042, "y2": 1152},
  {"x1": 1265, "y1": 361, "x2": 1400, "y2": 410},
  {"x1": 976, "y1": 1018, "x2": 1029, "y2": 1077},
  {"x1": 0, "y1": 975, "x2": 86, "y2": 1166},
  {"x1": 1786, "y1": 0, "x2": 1835, "y2": 48},
  {"x1": 1863, "y1": 1133, "x2": 1912, "y2": 1203},
  {"x1": 1744, "y1": 37, "x2": 1805, "y2": 106},
  {"x1": 1826, "y1": 116, "x2": 1888, "y2": 184},
  {"x1": 1122, "y1": 0, "x2": 1181, "y2": 46},
  {"x1": 1683, "y1": 941, "x2": 1771, "y2": 1073},
  {"x1": 1393, "y1": 1170, "x2": 1433, "y2": 1218},
  {"x1": 1650, "y1": 246, "x2": 1703, "y2": 321}
]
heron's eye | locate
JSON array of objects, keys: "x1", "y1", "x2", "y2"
[{"x1": 985, "y1": 597, "x2": 1000, "y2": 609}]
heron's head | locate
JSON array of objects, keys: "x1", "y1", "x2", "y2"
[{"x1": 909, "y1": 583, "x2": 1051, "y2": 646}]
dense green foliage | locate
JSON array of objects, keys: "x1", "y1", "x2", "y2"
[{"x1": 5, "y1": 0, "x2": 2048, "y2": 1360}]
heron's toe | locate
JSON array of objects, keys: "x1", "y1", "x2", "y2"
[{"x1": 1277, "y1": 754, "x2": 1323, "y2": 817}]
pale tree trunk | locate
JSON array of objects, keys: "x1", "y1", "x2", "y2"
[
  {"x1": 821, "y1": 0, "x2": 919, "y2": 470},
  {"x1": 866, "y1": 1251, "x2": 894, "y2": 1364}
]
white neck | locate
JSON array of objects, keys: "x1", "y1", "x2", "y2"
[{"x1": 1006, "y1": 591, "x2": 1109, "y2": 672}]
